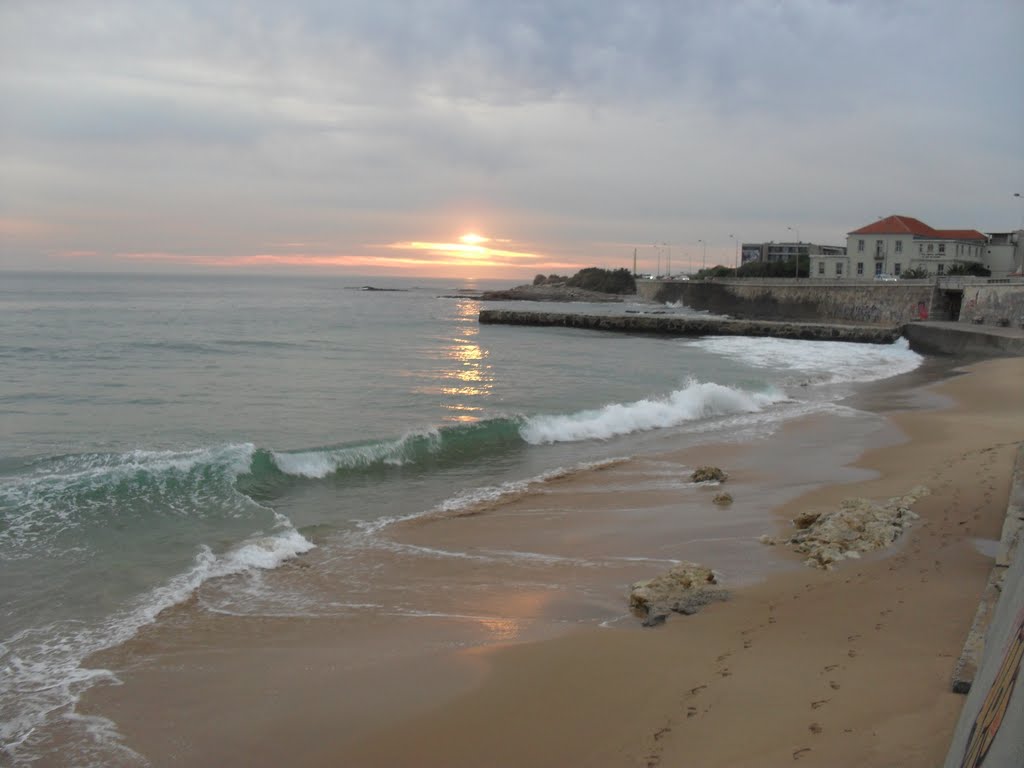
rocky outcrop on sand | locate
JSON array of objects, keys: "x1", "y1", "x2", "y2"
[
  {"x1": 712, "y1": 492, "x2": 733, "y2": 506},
  {"x1": 691, "y1": 466, "x2": 727, "y2": 483},
  {"x1": 782, "y1": 486, "x2": 930, "y2": 569},
  {"x1": 479, "y1": 284, "x2": 625, "y2": 302},
  {"x1": 629, "y1": 562, "x2": 728, "y2": 626}
]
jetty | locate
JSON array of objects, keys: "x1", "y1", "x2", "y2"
[{"x1": 478, "y1": 309, "x2": 902, "y2": 344}]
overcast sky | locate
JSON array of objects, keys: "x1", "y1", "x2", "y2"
[{"x1": 2, "y1": 0, "x2": 1022, "y2": 279}]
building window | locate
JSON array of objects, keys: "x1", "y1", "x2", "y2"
[
  {"x1": 857, "y1": 239, "x2": 864, "y2": 252},
  {"x1": 895, "y1": 240, "x2": 903, "y2": 253},
  {"x1": 937, "y1": 263, "x2": 945, "y2": 275},
  {"x1": 818, "y1": 261, "x2": 825, "y2": 275},
  {"x1": 836, "y1": 262, "x2": 843, "y2": 276},
  {"x1": 927, "y1": 244, "x2": 934, "y2": 254},
  {"x1": 875, "y1": 261, "x2": 883, "y2": 276},
  {"x1": 938, "y1": 243, "x2": 945, "y2": 254},
  {"x1": 919, "y1": 244, "x2": 924, "y2": 254},
  {"x1": 857, "y1": 262, "x2": 864, "y2": 275},
  {"x1": 894, "y1": 263, "x2": 901, "y2": 275}
]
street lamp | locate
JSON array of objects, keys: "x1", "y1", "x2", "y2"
[
  {"x1": 787, "y1": 226, "x2": 801, "y2": 278},
  {"x1": 729, "y1": 234, "x2": 738, "y2": 270},
  {"x1": 1014, "y1": 194, "x2": 1023, "y2": 274},
  {"x1": 698, "y1": 239, "x2": 706, "y2": 274}
]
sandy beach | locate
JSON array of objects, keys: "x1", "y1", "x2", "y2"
[{"x1": 77, "y1": 355, "x2": 1024, "y2": 768}]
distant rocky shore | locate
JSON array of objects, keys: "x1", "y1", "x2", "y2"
[{"x1": 478, "y1": 283, "x2": 626, "y2": 302}]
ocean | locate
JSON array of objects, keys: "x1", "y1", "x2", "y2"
[{"x1": 0, "y1": 272, "x2": 925, "y2": 765}]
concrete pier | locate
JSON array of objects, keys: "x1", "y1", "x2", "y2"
[{"x1": 478, "y1": 309, "x2": 902, "y2": 344}]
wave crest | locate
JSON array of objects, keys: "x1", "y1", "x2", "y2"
[{"x1": 520, "y1": 380, "x2": 785, "y2": 444}]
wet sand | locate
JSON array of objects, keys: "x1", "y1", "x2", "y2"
[{"x1": 78, "y1": 357, "x2": 1024, "y2": 768}]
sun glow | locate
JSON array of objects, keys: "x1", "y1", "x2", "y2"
[{"x1": 460, "y1": 233, "x2": 488, "y2": 245}]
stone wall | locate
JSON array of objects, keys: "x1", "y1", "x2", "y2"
[
  {"x1": 957, "y1": 283, "x2": 1024, "y2": 328},
  {"x1": 636, "y1": 279, "x2": 936, "y2": 325}
]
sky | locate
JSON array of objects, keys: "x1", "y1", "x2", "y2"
[{"x1": 2, "y1": 0, "x2": 1023, "y2": 280}]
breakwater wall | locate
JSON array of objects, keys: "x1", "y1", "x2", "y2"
[
  {"x1": 478, "y1": 310, "x2": 902, "y2": 344},
  {"x1": 636, "y1": 279, "x2": 937, "y2": 325}
]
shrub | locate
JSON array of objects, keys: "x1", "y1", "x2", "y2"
[{"x1": 566, "y1": 267, "x2": 636, "y2": 294}]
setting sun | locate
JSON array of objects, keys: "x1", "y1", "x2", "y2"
[{"x1": 460, "y1": 233, "x2": 488, "y2": 245}]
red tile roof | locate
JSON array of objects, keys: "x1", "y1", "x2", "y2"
[
  {"x1": 849, "y1": 216, "x2": 937, "y2": 236},
  {"x1": 934, "y1": 229, "x2": 987, "y2": 241},
  {"x1": 849, "y1": 216, "x2": 987, "y2": 241}
]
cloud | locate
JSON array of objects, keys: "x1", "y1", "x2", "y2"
[{"x1": 1, "y1": 0, "x2": 1021, "y2": 276}]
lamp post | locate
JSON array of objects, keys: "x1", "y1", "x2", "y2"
[
  {"x1": 1015, "y1": 193, "x2": 1023, "y2": 274},
  {"x1": 787, "y1": 226, "x2": 801, "y2": 278},
  {"x1": 698, "y1": 239, "x2": 706, "y2": 274},
  {"x1": 729, "y1": 234, "x2": 738, "y2": 270}
]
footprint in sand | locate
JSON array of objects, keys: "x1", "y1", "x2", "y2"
[
  {"x1": 686, "y1": 706, "x2": 697, "y2": 719},
  {"x1": 811, "y1": 699, "x2": 830, "y2": 709},
  {"x1": 793, "y1": 747, "x2": 811, "y2": 760},
  {"x1": 689, "y1": 685, "x2": 707, "y2": 696},
  {"x1": 743, "y1": 638, "x2": 753, "y2": 649},
  {"x1": 653, "y1": 726, "x2": 671, "y2": 741},
  {"x1": 848, "y1": 649, "x2": 858, "y2": 658},
  {"x1": 809, "y1": 723, "x2": 823, "y2": 735},
  {"x1": 823, "y1": 664, "x2": 839, "y2": 673},
  {"x1": 829, "y1": 681, "x2": 841, "y2": 690}
]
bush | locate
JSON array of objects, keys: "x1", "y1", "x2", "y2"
[
  {"x1": 945, "y1": 261, "x2": 990, "y2": 277},
  {"x1": 566, "y1": 267, "x2": 636, "y2": 294},
  {"x1": 900, "y1": 267, "x2": 930, "y2": 279}
]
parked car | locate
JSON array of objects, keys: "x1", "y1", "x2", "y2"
[{"x1": 874, "y1": 273, "x2": 898, "y2": 282}]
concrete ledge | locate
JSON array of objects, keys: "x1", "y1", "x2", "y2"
[
  {"x1": 951, "y1": 565, "x2": 1008, "y2": 694},
  {"x1": 951, "y1": 446, "x2": 1024, "y2": 693},
  {"x1": 903, "y1": 321, "x2": 1024, "y2": 357},
  {"x1": 478, "y1": 310, "x2": 902, "y2": 344},
  {"x1": 945, "y1": 443, "x2": 1024, "y2": 767}
]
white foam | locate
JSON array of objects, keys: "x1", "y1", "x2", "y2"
[
  {"x1": 685, "y1": 336, "x2": 923, "y2": 384},
  {"x1": 520, "y1": 381, "x2": 787, "y2": 444}
]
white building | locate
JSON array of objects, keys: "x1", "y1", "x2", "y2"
[{"x1": 810, "y1": 215, "x2": 995, "y2": 279}]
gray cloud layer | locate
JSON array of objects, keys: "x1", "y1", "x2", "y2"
[{"x1": 2, "y1": 0, "x2": 1022, "y2": 275}]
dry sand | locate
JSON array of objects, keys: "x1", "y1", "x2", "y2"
[{"x1": 78, "y1": 357, "x2": 1024, "y2": 768}]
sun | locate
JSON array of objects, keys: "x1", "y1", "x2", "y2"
[{"x1": 459, "y1": 233, "x2": 488, "y2": 245}]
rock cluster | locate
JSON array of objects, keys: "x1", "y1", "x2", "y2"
[
  {"x1": 629, "y1": 562, "x2": 728, "y2": 626},
  {"x1": 691, "y1": 466, "x2": 727, "y2": 483},
  {"x1": 784, "y1": 486, "x2": 930, "y2": 569},
  {"x1": 712, "y1": 492, "x2": 734, "y2": 506}
]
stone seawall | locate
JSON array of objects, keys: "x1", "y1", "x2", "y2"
[
  {"x1": 478, "y1": 310, "x2": 902, "y2": 344},
  {"x1": 958, "y1": 283, "x2": 1024, "y2": 328},
  {"x1": 636, "y1": 279, "x2": 937, "y2": 325}
]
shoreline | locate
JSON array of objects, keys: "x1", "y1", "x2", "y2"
[
  {"x1": 71, "y1": 356, "x2": 1024, "y2": 767},
  {"x1": 339, "y1": 356, "x2": 1024, "y2": 767}
]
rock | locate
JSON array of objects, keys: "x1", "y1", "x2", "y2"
[
  {"x1": 691, "y1": 466, "x2": 727, "y2": 483},
  {"x1": 758, "y1": 535, "x2": 778, "y2": 546},
  {"x1": 785, "y1": 486, "x2": 930, "y2": 570},
  {"x1": 713, "y1": 492, "x2": 733, "y2": 506},
  {"x1": 629, "y1": 562, "x2": 727, "y2": 625},
  {"x1": 792, "y1": 511, "x2": 822, "y2": 529}
]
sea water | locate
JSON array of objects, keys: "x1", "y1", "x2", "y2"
[{"x1": 0, "y1": 272, "x2": 923, "y2": 763}]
